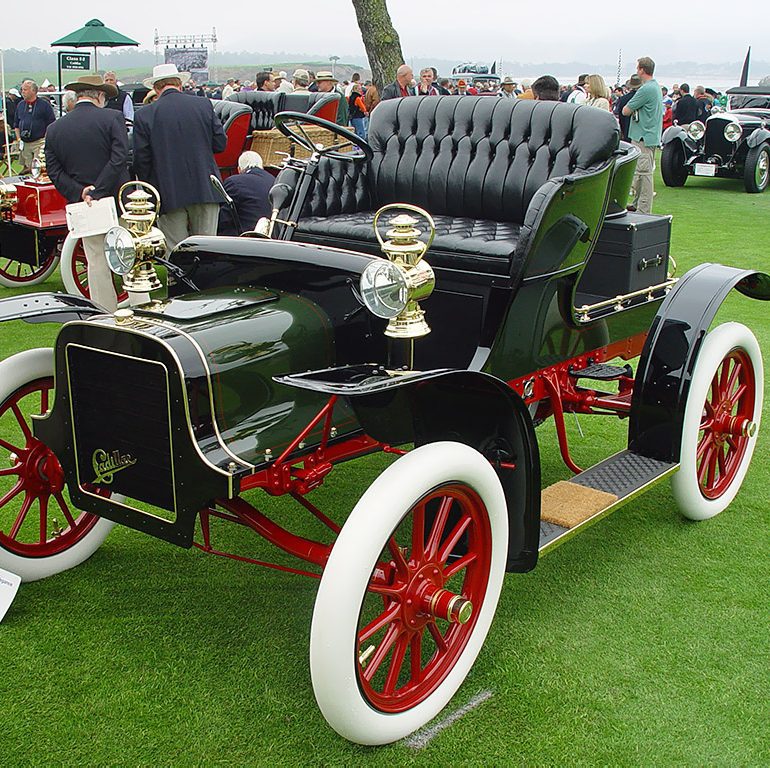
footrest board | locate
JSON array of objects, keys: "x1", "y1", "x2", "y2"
[
  {"x1": 569, "y1": 363, "x2": 632, "y2": 381},
  {"x1": 538, "y1": 450, "x2": 677, "y2": 554}
]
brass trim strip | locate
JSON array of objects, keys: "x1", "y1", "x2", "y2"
[{"x1": 576, "y1": 278, "x2": 678, "y2": 323}]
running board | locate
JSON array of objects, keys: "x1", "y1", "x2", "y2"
[{"x1": 538, "y1": 450, "x2": 678, "y2": 554}]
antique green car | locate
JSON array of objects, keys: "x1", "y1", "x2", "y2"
[{"x1": 0, "y1": 97, "x2": 767, "y2": 745}]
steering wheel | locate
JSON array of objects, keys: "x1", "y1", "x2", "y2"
[{"x1": 273, "y1": 111, "x2": 373, "y2": 163}]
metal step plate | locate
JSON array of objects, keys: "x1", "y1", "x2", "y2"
[{"x1": 538, "y1": 450, "x2": 677, "y2": 554}]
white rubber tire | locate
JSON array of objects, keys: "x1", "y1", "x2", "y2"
[
  {"x1": 310, "y1": 441, "x2": 508, "y2": 745},
  {"x1": 0, "y1": 348, "x2": 115, "y2": 582},
  {"x1": 59, "y1": 233, "x2": 129, "y2": 308},
  {"x1": 671, "y1": 323, "x2": 763, "y2": 520},
  {"x1": 0, "y1": 248, "x2": 59, "y2": 287}
]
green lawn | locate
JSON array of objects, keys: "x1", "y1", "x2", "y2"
[{"x1": 0, "y1": 168, "x2": 768, "y2": 766}]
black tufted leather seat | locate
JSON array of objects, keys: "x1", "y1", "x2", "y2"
[
  {"x1": 211, "y1": 100, "x2": 252, "y2": 131},
  {"x1": 285, "y1": 96, "x2": 620, "y2": 278},
  {"x1": 227, "y1": 92, "x2": 341, "y2": 131}
]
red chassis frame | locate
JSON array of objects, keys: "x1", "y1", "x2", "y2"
[{"x1": 192, "y1": 332, "x2": 648, "y2": 577}]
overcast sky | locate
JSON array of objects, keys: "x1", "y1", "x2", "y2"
[{"x1": 3, "y1": 0, "x2": 769, "y2": 66}]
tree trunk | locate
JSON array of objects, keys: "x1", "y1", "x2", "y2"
[{"x1": 350, "y1": 0, "x2": 405, "y2": 92}]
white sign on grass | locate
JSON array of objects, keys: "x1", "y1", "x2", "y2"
[{"x1": 0, "y1": 567, "x2": 21, "y2": 622}]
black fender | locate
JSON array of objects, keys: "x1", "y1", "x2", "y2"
[
  {"x1": 0, "y1": 292, "x2": 104, "y2": 324},
  {"x1": 747, "y1": 128, "x2": 770, "y2": 149},
  {"x1": 662, "y1": 125, "x2": 687, "y2": 145},
  {"x1": 629, "y1": 263, "x2": 770, "y2": 462},
  {"x1": 278, "y1": 365, "x2": 541, "y2": 572}
]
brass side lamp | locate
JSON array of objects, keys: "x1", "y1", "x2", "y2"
[
  {"x1": 29, "y1": 144, "x2": 51, "y2": 183},
  {"x1": 104, "y1": 181, "x2": 166, "y2": 294},
  {"x1": 360, "y1": 204, "x2": 436, "y2": 340}
]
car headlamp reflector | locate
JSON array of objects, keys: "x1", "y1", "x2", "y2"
[
  {"x1": 687, "y1": 121, "x2": 706, "y2": 141},
  {"x1": 360, "y1": 259, "x2": 409, "y2": 319},
  {"x1": 104, "y1": 226, "x2": 137, "y2": 275},
  {"x1": 30, "y1": 157, "x2": 41, "y2": 179},
  {"x1": 723, "y1": 122, "x2": 742, "y2": 142}
]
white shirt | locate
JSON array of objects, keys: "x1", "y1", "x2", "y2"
[
  {"x1": 276, "y1": 80, "x2": 294, "y2": 94},
  {"x1": 222, "y1": 84, "x2": 235, "y2": 100},
  {"x1": 567, "y1": 87, "x2": 587, "y2": 105}
]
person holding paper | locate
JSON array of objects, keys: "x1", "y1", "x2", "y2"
[{"x1": 44, "y1": 75, "x2": 129, "y2": 312}]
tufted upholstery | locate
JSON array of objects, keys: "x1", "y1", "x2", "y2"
[
  {"x1": 211, "y1": 100, "x2": 253, "y2": 178},
  {"x1": 286, "y1": 96, "x2": 620, "y2": 277},
  {"x1": 227, "y1": 91, "x2": 342, "y2": 131}
]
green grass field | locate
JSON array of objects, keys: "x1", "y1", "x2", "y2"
[{"x1": 0, "y1": 167, "x2": 768, "y2": 766}]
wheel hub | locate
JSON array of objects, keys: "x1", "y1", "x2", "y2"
[
  {"x1": 399, "y1": 562, "x2": 472, "y2": 630},
  {"x1": 19, "y1": 439, "x2": 65, "y2": 497}
]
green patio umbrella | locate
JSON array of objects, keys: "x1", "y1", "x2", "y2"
[{"x1": 51, "y1": 19, "x2": 139, "y2": 71}]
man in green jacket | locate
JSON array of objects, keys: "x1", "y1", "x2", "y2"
[{"x1": 623, "y1": 56, "x2": 663, "y2": 214}]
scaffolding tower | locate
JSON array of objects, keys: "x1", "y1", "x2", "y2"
[{"x1": 153, "y1": 28, "x2": 218, "y2": 81}]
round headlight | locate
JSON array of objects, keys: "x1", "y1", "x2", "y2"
[
  {"x1": 29, "y1": 157, "x2": 41, "y2": 179},
  {"x1": 104, "y1": 226, "x2": 136, "y2": 275},
  {"x1": 723, "y1": 122, "x2": 742, "y2": 142},
  {"x1": 687, "y1": 121, "x2": 706, "y2": 141},
  {"x1": 360, "y1": 259, "x2": 408, "y2": 319}
]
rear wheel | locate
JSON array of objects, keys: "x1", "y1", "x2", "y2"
[
  {"x1": 60, "y1": 234, "x2": 129, "y2": 306},
  {"x1": 661, "y1": 141, "x2": 689, "y2": 187},
  {"x1": 672, "y1": 323, "x2": 762, "y2": 520},
  {"x1": 0, "y1": 349, "x2": 115, "y2": 581},
  {"x1": 0, "y1": 242, "x2": 59, "y2": 287},
  {"x1": 310, "y1": 441, "x2": 507, "y2": 744},
  {"x1": 744, "y1": 143, "x2": 770, "y2": 193}
]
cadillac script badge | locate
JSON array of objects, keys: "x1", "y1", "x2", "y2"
[{"x1": 92, "y1": 448, "x2": 137, "y2": 484}]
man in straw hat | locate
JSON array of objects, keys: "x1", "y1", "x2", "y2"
[
  {"x1": 45, "y1": 74, "x2": 129, "y2": 312},
  {"x1": 133, "y1": 64, "x2": 226, "y2": 254}
]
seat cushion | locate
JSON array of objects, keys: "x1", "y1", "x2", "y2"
[{"x1": 296, "y1": 212, "x2": 523, "y2": 276}]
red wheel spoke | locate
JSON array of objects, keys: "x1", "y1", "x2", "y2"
[
  {"x1": 0, "y1": 465, "x2": 21, "y2": 477},
  {"x1": 726, "y1": 435, "x2": 739, "y2": 451},
  {"x1": 9, "y1": 491, "x2": 33, "y2": 539},
  {"x1": 0, "y1": 479, "x2": 24, "y2": 510},
  {"x1": 359, "y1": 603, "x2": 400, "y2": 644},
  {"x1": 726, "y1": 360, "x2": 742, "y2": 397},
  {"x1": 411, "y1": 501, "x2": 426, "y2": 561},
  {"x1": 443, "y1": 550, "x2": 478, "y2": 579},
  {"x1": 410, "y1": 631, "x2": 423, "y2": 682},
  {"x1": 10, "y1": 403, "x2": 33, "y2": 440},
  {"x1": 38, "y1": 496, "x2": 48, "y2": 544},
  {"x1": 54, "y1": 492, "x2": 77, "y2": 528},
  {"x1": 425, "y1": 495, "x2": 453, "y2": 558},
  {"x1": 718, "y1": 361, "x2": 729, "y2": 393},
  {"x1": 368, "y1": 580, "x2": 404, "y2": 599},
  {"x1": 383, "y1": 633, "x2": 409, "y2": 694},
  {"x1": 387, "y1": 537, "x2": 409, "y2": 578},
  {"x1": 362, "y1": 623, "x2": 400, "y2": 681},
  {"x1": 438, "y1": 513, "x2": 472, "y2": 564},
  {"x1": 696, "y1": 433, "x2": 713, "y2": 461},
  {"x1": 0, "y1": 436, "x2": 24, "y2": 454},
  {"x1": 706, "y1": 449, "x2": 718, "y2": 490},
  {"x1": 697, "y1": 445, "x2": 713, "y2": 485},
  {"x1": 716, "y1": 445, "x2": 727, "y2": 477},
  {"x1": 732, "y1": 383, "x2": 747, "y2": 405},
  {"x1": 428, "y1": 620, "x2": 448, "y2": 653}
]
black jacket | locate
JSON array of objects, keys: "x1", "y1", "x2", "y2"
[
  {"x1": 132, "y1": 89, "x2": 226, "y2": 213},
  {"x1": 44, "y1": 102, "x2": 129, "y2": 203},
  {"x1": 381, "y1": 81, "x2": 416, "y2": 100},
  {"x1": 218, "y1": 167, "x2": 274, "y2": 235},
  {"x1": 673, "y1": 94, "x2": 699, "y2": 124}
]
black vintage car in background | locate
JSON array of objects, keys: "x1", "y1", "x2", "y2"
[{"x1": 661, "y1": 85, "x2": 770, "y2": 193}]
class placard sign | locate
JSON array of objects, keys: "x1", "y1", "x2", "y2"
[{"x1": 57, "y1": 51, "x2": 93, "y2": 92}]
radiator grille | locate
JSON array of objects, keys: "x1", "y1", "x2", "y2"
[
  {"x1": 704, "y1": 120, "x2": 734, "y2": 159},
  {"x1": 67, "y1": 345, "x2": 175, "y2": 511}
]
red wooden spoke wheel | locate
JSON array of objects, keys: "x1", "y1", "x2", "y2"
[
  {"x1": 311, "y1": 442, "x2": 508, "y2": 745},
  {"x1": 357, "y1": 484, "x2": 491, "y2": 713},
  {"x1": 63, "y1": 238, "x2": 129, "y2": 305},
  {"x1": 0, "y1": 241, "x2": 59, "y2": 287},
  {"x1": 672, "y1": 323, "x2": 763, "y2": 521},
  {"x1": 0, "y1": 349, "x2": 115, "y2": 581}
]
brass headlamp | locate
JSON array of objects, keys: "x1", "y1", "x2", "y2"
[
  {"x1": 360, "y1": 204, "x2": 436, "y2": 341},
  {"x1": 29, "y1": 143, "x2": 51, "y2": 183},
  {"x1": 104, "y1": 181, "x2": 166, "y2": 294}
]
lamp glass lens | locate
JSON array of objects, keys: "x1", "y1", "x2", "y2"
[
  {"x1": 360, "y1": 260, "x2": 408, "y2": 319},
  {"x1": 104, "y1": 226, "x2": 136, "y2": 275}
]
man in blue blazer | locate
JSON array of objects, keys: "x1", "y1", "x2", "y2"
[
  {"x1": 45, "y1": 74, "x2": 129, "y2": 312},
  {"x1": 133, "y1": 64, "x2": 227, "y2": 252}
]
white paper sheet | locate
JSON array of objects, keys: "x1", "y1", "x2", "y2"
[
  {"x1": 65, "y1": 197, "x2": 119, "y2": 238},
  {"x1": 0, "y1": 566, "x2": 21, "y2": 622}
]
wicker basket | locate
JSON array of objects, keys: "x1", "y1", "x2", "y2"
[{"x1": 250, "y1": 125, "x2": 349, "y2": 168}]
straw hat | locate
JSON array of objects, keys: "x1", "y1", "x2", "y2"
[
  {"x1": 316, "y1": 71, "x2": 338, "y2": 83},
  {"x1": 143, "y1": 63, "x2": 191, "y2": 89},
  {"x1": 64, "y1": 75, "x2": 118, "y2": 99}
]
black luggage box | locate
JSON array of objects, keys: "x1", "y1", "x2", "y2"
[{"x1": 578, "y1": 212, "x2": 672, "y2": 299}]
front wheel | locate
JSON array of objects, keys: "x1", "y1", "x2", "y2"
[
  {"x1": 661, "y1": 141, "x2": 689, "y2": 187},
  {"x1": 0, "y1": 348, "x2": 115, "y2": 581},
  {"x1": 744, "y1": 143, "x2": 770, "y2": 193},
  {"x1": 671, "y1": 323, "x2": 763, "y2": 520},
  {"x1": 310, "y1": 441, "x2": 508, "y2": 745}
]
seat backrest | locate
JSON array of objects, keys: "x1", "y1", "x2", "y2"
[
  {"x1": 228, "y1": 91, "x2": 285, "y2": 131},
  {"x1": 211, "y1": 100, "x2": 253, "y2": 178},
  {"x1": 307, "y1": 92, "x2": 341, "y2": 123},
  {"x1": 367, "y1": 96, "x2": 619, "y2": 225}
]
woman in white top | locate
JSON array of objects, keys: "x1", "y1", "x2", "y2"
[{"x1": 585, "y1": 74, "x2": 611, "y2": 111}]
